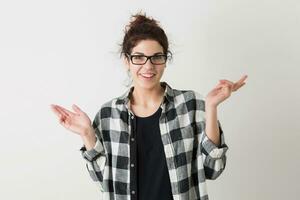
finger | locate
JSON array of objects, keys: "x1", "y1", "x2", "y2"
[
  {"x1": 220, "y1": 75, "x2": 247, "y2": 86},
  {"x1": 50, "y1": 104, "x2": 64, "y2": 118},
  {"x1": 220, "y1": 76, "x2": 247, "y2": 92},
  {"x1": 233, "y1": 75, "x2": 247, "y2": 87},
  {"x1": 219, "y1": 80, "x2": 234, "y2": 90},
  {"x1": 219, "y1": 80, "x2": 234, "y2": 87},
  {"x1": 234, "y1": 82, "x2": 246, "y2": 91},
  {"x1": 51, "y1": 105, "x2": 71, "y2": 128},
  {"x1": 213, "y1": 85, "x2": 223, "y2": 92},
  {"x1": 219, "y1": 79, "x2": 234, "y2": 85},
  {"x1": 72, "y1": 104, "x2": 83, "y2": 114},
  {"x1": 235, "y1": 75, "x2": 248, "y2": 90},
  {"x1": 225, "y1": 79, "x2": 247, "y2": 91},
  {"x1": 218, "y1": 84, "x2": 232, "y2": 97},
  {"x1": 213, "y1": 81, "x2": 227, "y2": 92},
  {"x1": 55, "y1": 107, "x2": 70, "y2": 118},
  {"x1": 56, "y1": 105, "x2": 75, "y2": 116},
  {"x1": 220, "y1": 79, "x2": 234, "y2": 89},
  {"x1": 214, "y1": 82, "x2": 223, "y2": 89},
  {"x1": 237, "y1": 75, "x2": 248, "y2": 84}
]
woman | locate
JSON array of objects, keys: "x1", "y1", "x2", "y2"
[{"x1": 50, "y1": 13, "x2": 247, "y2": 200}]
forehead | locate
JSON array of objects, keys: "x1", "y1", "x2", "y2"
[{"x1": 131, "y1": 40, "x2": 163, "y2": 55}]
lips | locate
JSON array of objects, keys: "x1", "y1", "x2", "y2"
[{"x1": 140, "y1": 73, "x2": 155, "y2": 78}]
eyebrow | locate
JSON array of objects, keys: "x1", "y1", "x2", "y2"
[{"x1": 131, "y1": 52, "x2": 164, "y2": 55}]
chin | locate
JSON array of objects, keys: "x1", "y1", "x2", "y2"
[{"x1": 135, "y1": 78, "x2": 160, "y2": 89}]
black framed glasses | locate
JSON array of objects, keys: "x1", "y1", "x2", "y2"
[{"x1": 126, "y1": 54, "x2": 168, "y2": 65}]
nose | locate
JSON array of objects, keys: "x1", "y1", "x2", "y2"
[{"x1": 143, "y1": 58, "x2": 154, "y2": 69}]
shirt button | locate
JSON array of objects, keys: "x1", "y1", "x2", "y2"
[
  {"x1": 131, "y1": 115, "x2": 134, "y2": 119},
  {"x1": 131, "y1": 163, "x2": 135, "y2": 167},
  {"x1": 131, "y1": 137, "x2": 135, "y2": 142},
  {"x1": 131, "y1": 190, "x2": 135, "y2": 194}
]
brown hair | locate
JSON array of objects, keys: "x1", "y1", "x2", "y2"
[{"x1": 120, "y1": 12, "x2": 172, "y2": 59}]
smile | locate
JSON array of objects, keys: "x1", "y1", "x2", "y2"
[{"x1": 141, "y1": 73, "x2": 155, "y2": 78}]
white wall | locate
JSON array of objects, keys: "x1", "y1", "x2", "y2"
[{"x1": 0, "y1": 0, "x2": 299, "y2": 199}]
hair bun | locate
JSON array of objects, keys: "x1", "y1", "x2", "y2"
[
  {"x1": 120, "y1": 11, "x2": 172, "y2": 61},
  {"x1": 126, "y1": 12, "x2": 159, "y2": 31}
]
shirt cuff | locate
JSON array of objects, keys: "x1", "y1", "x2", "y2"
[
  {"x1": 79, "y1": 136, "x2": 105, "y2": 162},
  {"x1": 202, "y1": 120, "x2": 228, "y2": 159}
]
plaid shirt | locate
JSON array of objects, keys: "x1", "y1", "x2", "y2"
[{"x1": 80, "y1": 81, "x2": 228, "y2": 200}]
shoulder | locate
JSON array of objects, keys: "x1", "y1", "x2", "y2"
[
  {"x1": 93, "y1": 97, "x2": 122, "y2": 121},
  {"x1": 172, "y1": 88, "x2": 205, "y2": 103},
  {"x1": 169, "y1": 88, "x2": 206, "y2": 113}
]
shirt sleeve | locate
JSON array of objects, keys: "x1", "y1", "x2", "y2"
[
  {"x1": 194, "y1": 91, "x2": 229, "y2": 180},
  {"x1": 79, "y1": 110, "x2": 107, "y2": 192}
]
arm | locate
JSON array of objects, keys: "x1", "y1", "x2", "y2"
[
  {"x1": 194, "y1": 91, "x2": 228, "y2": 180},
  {"x1": 201, "y1": 75, "x2": 248, "y2": 179},
  {"x1": 80, "y1": 112, "x2": 107, "y2": 192},
  {"x1": 50, "y1": 104, "x2": 107, "y2": 191},
  {"x1": 201, "y1": 117, "x2": 228, "y2": 180},
  {"x1": 205, "y1": 105, "x2": 220, "y2": 146}
]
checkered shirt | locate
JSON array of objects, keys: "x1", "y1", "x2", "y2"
[{"x1": 80, "y1": 81, "x2": 228, "y2": 200}]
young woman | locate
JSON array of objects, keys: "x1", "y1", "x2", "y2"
[{"x1": 51, "y1": 13, "x2": 247, "y2": 200}]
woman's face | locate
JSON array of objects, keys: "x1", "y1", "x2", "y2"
[{"x1": 124, "y1": 39, "x2": 166, "y2": 90}]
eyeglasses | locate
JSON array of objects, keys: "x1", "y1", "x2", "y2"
[{"x1": 126, "y1": 54, "x2": 168, "y2": 65}]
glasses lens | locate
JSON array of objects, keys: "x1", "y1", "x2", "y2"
[
  {"x1": 151, "y1": 55, "x2": 167, "y2": 64},
  {"x1": 131, "y1": 55, "x2": 147, "y2": 64}
]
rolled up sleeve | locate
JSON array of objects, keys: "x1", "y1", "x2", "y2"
[
  {"x1": 201, "y1": 120, "x2": 228, "y2": 180},
  {"x1": 79, "y1": 111, "x2": 107, "y2": 192},
  {"x1": 194, "y1": 91, "x2": 229, "y2": 180}
]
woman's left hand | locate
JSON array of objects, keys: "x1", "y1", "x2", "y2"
[{"x1": 205, "y1": 75, "x2": 248, "y2": 107}]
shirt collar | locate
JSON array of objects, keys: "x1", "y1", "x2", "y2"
[{"x1": 116, "y1": 81, "x2": 174, "y2": 106}]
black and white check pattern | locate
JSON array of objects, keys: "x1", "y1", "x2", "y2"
[{"x1": 80, "y1": 81, "x2": 228, "y2": 200}]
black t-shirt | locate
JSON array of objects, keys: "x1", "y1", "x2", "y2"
[{"x1": 134, "y1": 107, "x2": 174, "y2": 200}]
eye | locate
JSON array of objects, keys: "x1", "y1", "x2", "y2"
[
  {"x1": 152, "y1": 55, "x2": 165, "y2": 60},
  {"x1": 132, "y1": 55, "x2": 145, "y2": 60}
]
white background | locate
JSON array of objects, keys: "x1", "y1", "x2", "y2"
[{"x1": 0, "y1": 0, "x2": 299, "y2": 199}]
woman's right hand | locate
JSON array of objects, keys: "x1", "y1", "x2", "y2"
[{"x1": 50, "y1": 104, "x2": 93, "y2": 137}]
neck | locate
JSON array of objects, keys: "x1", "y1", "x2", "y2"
[{"x1": 130, "y1": 83, "x2": 165, "y2": 108}]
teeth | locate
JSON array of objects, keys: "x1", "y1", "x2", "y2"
[{"x1": 142, "y1": 74, "x2": 154, "y2": 78}]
